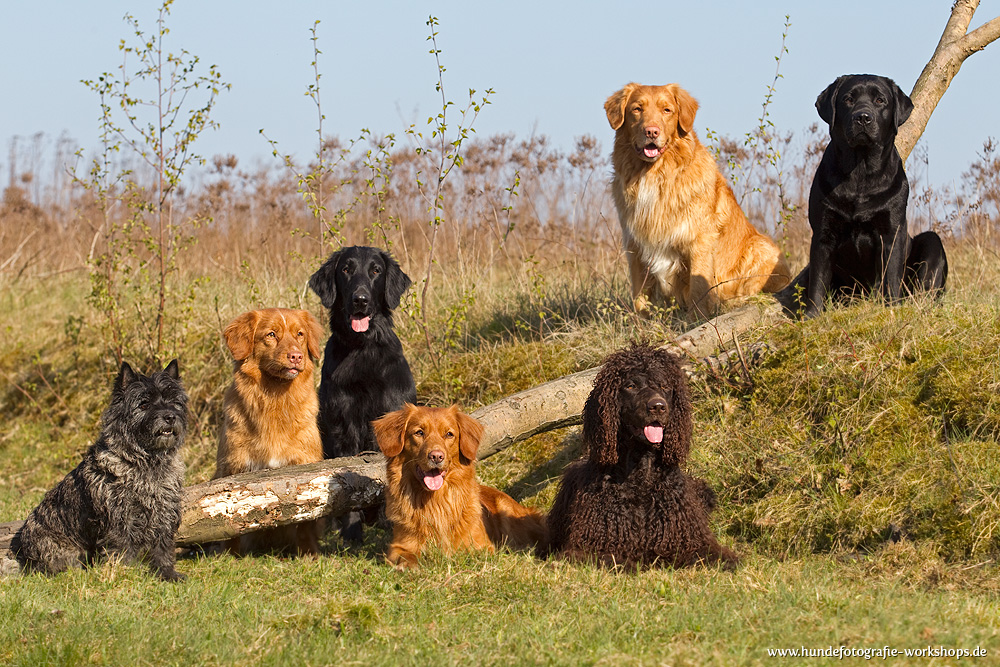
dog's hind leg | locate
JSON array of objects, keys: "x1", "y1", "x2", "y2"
[
  {"x1": 905, "y1": 231, "x2": 949, "y2": 294},
  {"x1": 11, "y1": 524, "x2": 84, "y2": 575}
]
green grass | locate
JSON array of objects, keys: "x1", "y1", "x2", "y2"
[
  {"x1": 2, "y1": 542, "x2": 998, "y2": 666},
  {"x1": 3, "y1": 244, "x2": 1000, "y2": 665}
]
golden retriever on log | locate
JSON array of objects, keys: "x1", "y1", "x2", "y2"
[{"x1": 606, "y1": 82, "x2": 790, "y2": 318}]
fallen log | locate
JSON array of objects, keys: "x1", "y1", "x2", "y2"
[
  {"x1": 176, "y1": 453, "x2": 386, "y2": 546},
  {"x1": 474, "y1": 300, "x2": 782, "y2": 458},
  {"x1": 0, "y1": 300, "x2": 785, "y2": 555}
]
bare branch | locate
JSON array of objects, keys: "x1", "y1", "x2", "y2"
[
  {"x1": 896, "y1": 0, "x2": 999, "y2": 162},
  {"x1": 962, "y1": 15, "x2": 1000, "y2": 53}
]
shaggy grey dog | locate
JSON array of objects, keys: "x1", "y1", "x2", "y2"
[{"x1": 11, "y1": 360, "x2": 188, "y2": 581}]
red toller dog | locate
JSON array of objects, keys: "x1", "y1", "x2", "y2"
[
  {"x1": 214, "y1": 308, "x2": 324, "y2": 556},
  {"x1": 373, "y1": 404, "x2": 548, "y2": 568}
]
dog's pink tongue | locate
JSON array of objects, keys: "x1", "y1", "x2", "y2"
[
  {"x1": 351, "y1": 316, "x2": 370, "y2": 333},
  {"x1": 423, "y1": 471, "x2": 444, "y2": 491},
  {"x1": 644, "y1": 424, "x2": 664, "y2": 443},
  {"x1": 644, "y1": 145, "x2": 660, "y2": 158}
]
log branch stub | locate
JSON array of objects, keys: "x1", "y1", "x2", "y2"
[{"x1": 897, "y1": 0, "x2": 1000, "y2": 163}]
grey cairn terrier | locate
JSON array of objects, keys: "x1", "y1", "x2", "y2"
[{"x1": 11, "y1": 360, "x2": 188, "y2": 581}]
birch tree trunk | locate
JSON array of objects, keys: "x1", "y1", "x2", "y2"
[{"x1": 896, "y1": 0, "x2": 1000, "y2": 162}]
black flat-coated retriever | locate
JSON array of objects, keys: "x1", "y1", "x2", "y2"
[
  {"x1": 777, "y1": 74, "x2": 948, "y2": 318},
  {"x1": 309, "y1": 246, "x2": 416, "y2": 460}
]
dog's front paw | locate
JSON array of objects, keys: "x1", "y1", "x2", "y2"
[
  {"x1": 157, "y1": 568, "x2": 187, "y2": 582},
  {"x1": 386, "y1": 547, "x2": 419, "y2": 570}
]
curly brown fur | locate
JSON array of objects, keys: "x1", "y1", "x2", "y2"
[
  {"x1": 543, "y1": 344, "x2": 738, "y2": 569},
  {"x1": 11, "y1": 361, "x2": 188, "y2": 581}
]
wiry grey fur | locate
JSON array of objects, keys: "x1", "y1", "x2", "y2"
[{"x1": 11, "y1": 360, "x2": 188, "y2": 581}]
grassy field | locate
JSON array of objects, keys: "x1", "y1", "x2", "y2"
[
  {"x1": 2, "y1": 243, "x2": 999, "y2": 665},
  {"x1": 1, "y1": 544, "x2": 997, "y2": 666}
]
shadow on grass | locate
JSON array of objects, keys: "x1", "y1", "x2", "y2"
[{"x1": 500, "y1": 430, "x2": 584, "y2": 506}]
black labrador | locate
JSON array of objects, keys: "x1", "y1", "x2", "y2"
[
  {"x1": 309, "y1": 246, "x2": 416, "y2": 460},
  {"x1": 777, "y1": 74, "x2": 948, "y2": 318}
]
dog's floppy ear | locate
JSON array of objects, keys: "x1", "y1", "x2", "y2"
[
  {"x1": 605, "y1": 83, "x2": 639, "y2": 131},
  {"x1": 373, "y1": 404, "x2": 412, "y2": 459},
  {"x1": 455, "y1": 407, "x2": 484, "y2": 463},
  {"x1": 299, "y1": 310, "x2": 325, "y2": 361},
  {"x1": 381, "y1": 250, "x2": 412, "y2": 310},
  {"x1": 652, "y1": 348, "x2": 693, "y2": 467},
  {"x1": 223, "y1": 311, "x2": 259, "y2": 361},
  {"x1": 308, "y1": 249, "x2": 344, "y2": 309},
  {"x1": 114, "y1": 361, "x2": 137, "y2": 394},
  {"x1": 582, "y1": 365, "x2": 622, "y2": 467},
  {"x1": 815, "y1": 75, "x2": 848, "y2": 127},
  {"x1": 163, "y1": 359, "x2": 180, "y2": 381},
  {"x1": 671, "y1": 84, "x2": 699, "y2": 137},
  {"x1": 889, "y1": 79, "x2": 913, "y2": 129}
]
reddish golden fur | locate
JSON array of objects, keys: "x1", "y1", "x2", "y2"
[
  {"x1": 606, "y1": 83, "x2": 791, "y2": 318},
  {"x1": 214, "y1": 308, "x2": 325, "y2": 556},
  {"x1": 373, "y1": 404, "x2": 548, "y2": 569}
]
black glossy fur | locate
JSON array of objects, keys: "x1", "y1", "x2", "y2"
[
  {"x1": 11, "y1": 361, "x2": 188, "y2": 581},
  {"x1": 543, "y1": 344, "x2": 738, "y2": 569},
  {"x1": 309, "y1": 246, "x2": 416, "y2": 460},
  {"x1": 778, "y1": 74, "x2": 948, "y2": 318}
]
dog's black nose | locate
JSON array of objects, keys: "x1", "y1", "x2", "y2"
[
  {"x1": 646, "y1": 396, "x2": 666, "y2": 415},
  {"x1": 854, "y1": 111, "x2": 873, "y2": 126},
  {"x1": 352, "y1": 293, "x2": 369, "y2": 309}
]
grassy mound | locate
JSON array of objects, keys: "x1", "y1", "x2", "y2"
[
  {"x1": 3, "y1": 248, "x2": 999, "y2": 564},
  {"x1": 688, "y1": 295, "x2": 1000, "y2": 560}
]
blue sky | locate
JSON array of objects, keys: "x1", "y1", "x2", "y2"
[{"x1": 2, "y1": 1, "x2": 998, "y2": 191}]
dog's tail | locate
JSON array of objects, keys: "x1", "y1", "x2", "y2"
[{"x1": 480, "y1": 485, "x2": 549, "y2": 552}]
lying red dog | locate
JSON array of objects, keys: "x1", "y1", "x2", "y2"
[{"x1": 373, "y1": 404, "x2": 548, "y2": 568}]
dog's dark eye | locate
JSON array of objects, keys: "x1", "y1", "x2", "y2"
[
  {"x1": 624, "y1": 381, "x2": 636, "y2": 390},
  {"x1": 138, "y1": 401, "x2": 149, "y2": 411},
  {"x1": 296, "y1": 330, "x2": 304, "y2": 338},
  {"x1": 413, "y1": 428, "x2": 424, "y2": 438},
  {"x1": 663, "y1": 107, "x2": 671, "y2": 114},
  {"x1": 843, "y1": 94, "x2": 854, "y2": 105},
  {"x1": 371, "y1": 265, "x2": 381, "y2": 276},
  {"x1": 875, "y1": 96, "x2": 886, "y2": 106},
  {"x1": 445, "y1": 431, "x2": 454, "y2": 439},
  {"x1": 265, "y1": 331, "x2": 276, "y2": 339}
]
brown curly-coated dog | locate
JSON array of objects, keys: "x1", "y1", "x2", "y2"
[{"x1": 543, "y1": 343, "x2": 738, "y2": 569}]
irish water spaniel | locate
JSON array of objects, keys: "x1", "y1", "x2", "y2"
[{"x1": 544, "y1": 343, "x2": 739, "y2": 568}]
